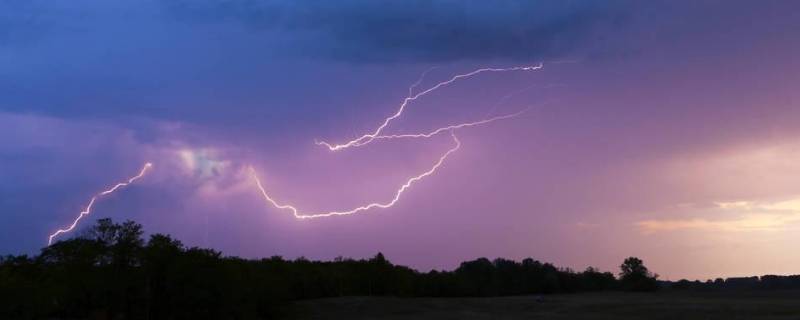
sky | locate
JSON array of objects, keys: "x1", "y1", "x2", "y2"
[{"x1": 2, "y1": 0, "x2": 800, "y2": 280}]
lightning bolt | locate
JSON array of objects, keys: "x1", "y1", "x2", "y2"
[
  {"x1": 315, "y1": 63, "x2": 543, "y2": 151},
  {"x1": 408, "y1": 66, "x2": 439, "y2": 97},
  {"x1": 370, "y1": 107, "x2": 531, "y2": 142},
  {"x1": 46, "y1": 64, "x2": 543, "y2": 238},
  {"x1": 253, "y1": 64, "x2": 543, "y2": 219},
  {"x1": 252, "y1": 131, "x2": 460, "y2": 219},
  {"x1": 47, "y1": 163, "x2": 153, "y2": 245}
]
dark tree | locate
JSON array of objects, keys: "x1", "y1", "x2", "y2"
[{"x1": 619, "y1": 257, "x2": 659, "y2": 291}]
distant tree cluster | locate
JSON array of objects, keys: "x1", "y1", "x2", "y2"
[
  {"x1": 1, "y1": 219, "x2": 656, "y2": 319},
  {"x1": 667, "y1": 275, "x2": 800, "y2": 291}
]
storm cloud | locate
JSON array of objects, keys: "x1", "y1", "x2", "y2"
[{"x1": 161, "y1": 0, "x2": 630, "y2": 62}]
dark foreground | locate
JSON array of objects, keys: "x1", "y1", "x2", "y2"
[
  {"x1": 8, "y1": 219, "x2": 798, "y2": 319},
  {"x1": 287, "y1": 291, "x2": 800, "y2": 320}
]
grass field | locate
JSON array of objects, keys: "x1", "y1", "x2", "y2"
[{"x1": 287, "y1": 291, "x2": 800, "y2": 319}]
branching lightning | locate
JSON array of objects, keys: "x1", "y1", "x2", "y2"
[
  {"x1": 254, "y1": 63, "x2": 542, "y2": 219},
  {"x1": 370, "y1": 107, "x2": 531, "y2": 142},
  {"x1": 46, "y1": 64, "x2": 543, "y2": 239},
  {"x1": 252, "y1": 131, "x2": 460, "y2": 219},
  {"x1": 315, "y1": 63, "x2": 543, "y2": 151},
  {"x1": 47, "y1": 163, "x2": 153, "y2": 245}
]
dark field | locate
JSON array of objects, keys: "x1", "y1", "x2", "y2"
[{"x1": 287, "y1": 291, "x2": 800, "y2": 320}]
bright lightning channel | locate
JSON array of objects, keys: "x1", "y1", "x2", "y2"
[
  {"x1": 254, "y1": 64, "x2": 540, "y2": 219},
  {"x1": 252, "y1": 131, "x2": 461, "y2": 219},
  {"x1": 315, "y1": 63, "x2": 543, "y2": 151},
  {"x1": 370, "y1": 107, "x2": 531, "y2": 142},
  {"x1": 47, "y1": 163, "x2": 153, "y2": 245}
]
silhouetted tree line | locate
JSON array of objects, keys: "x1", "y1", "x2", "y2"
[
  {"x1": 666, "y1": 274, "x2": 800, "y2": 291},
  {"x1": 1, "y1": 219, "x2": 658, "y2": 319}
]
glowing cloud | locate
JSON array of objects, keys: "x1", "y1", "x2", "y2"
[{"x1": 638, "y1": 197, "x2": 800, "y2": 234}]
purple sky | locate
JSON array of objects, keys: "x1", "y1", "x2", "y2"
[{"x1": 3, "y1": 0, "x2": 800, "y2": 280}]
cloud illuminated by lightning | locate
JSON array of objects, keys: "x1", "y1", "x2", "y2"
[
  {"x1": 315, "y1": 63, "x2": 543, "y2": 151},
  {"x1": 47, "y1": 163, "x2": 153, "y2": 245},
  {"x1": 252, "y1": 131, "x2": 461, "y2": 219}
]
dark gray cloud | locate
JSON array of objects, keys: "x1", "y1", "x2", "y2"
[
  {"x1": 161, "y1": 0, "x2": 630, "y2": 62},
  {"x1": 0, "y1": 0, "x2": 631, "y2": 130}
]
